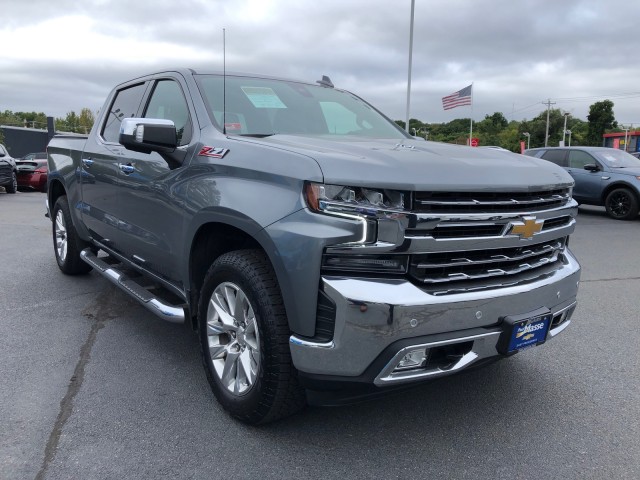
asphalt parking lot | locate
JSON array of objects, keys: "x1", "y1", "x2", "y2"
[{"x1": 1, "y1": 191, "x2": 639, "y2": 480}]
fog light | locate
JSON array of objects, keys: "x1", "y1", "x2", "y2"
[{"x1": 394, "y1": 349, "x2": 427, "y2": 371}]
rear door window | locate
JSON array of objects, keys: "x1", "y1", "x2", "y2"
[
  {"x1": 101, "y1": 83, "x2": 147, "y2": 143},
  {"x1": 541, "y1": 150, "x2": 568, "y2": 167}
]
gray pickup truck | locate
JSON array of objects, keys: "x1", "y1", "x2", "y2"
[{"x1": 47, "y1": 69, "x2": 581, "y2": 423}]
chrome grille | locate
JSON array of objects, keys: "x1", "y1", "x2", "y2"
[
  {"x1": 405, "y1": 215, "x2": 573, "y2": 239},
  {"x1": 409, "y1": 239, "x2": 565, "y2": 285},
  {"x1": 412, "y1": 189, "x2": 571, "y2": 213}
]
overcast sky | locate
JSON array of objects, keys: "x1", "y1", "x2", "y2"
[{"x1": 2, "y1": 0, "x2": 640, "y2": 127}]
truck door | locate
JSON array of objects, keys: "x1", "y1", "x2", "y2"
[
  {"x1": 80, "y1": 82, "x2": 148, "y2": 248},
  {"x1": 112, "y1": 77, "x2": 196, "y2": 285}
]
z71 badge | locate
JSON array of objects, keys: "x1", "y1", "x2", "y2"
[{"x1": 198, "y1": 146, "x2": 229, "y2": 158}]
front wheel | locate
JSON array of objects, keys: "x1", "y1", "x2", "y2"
[
  {"x1": 605, "y1": 188, "x2": 639, "y2": 220},
  {"x1": 6, "y1": 171, "x2": 17, "y2": 194},
  {"x1": 52, "y1": 196, "x2": 92, "y2": 274},
  {"x1": 198, "y1": 250, "x2": 305, "y2": 424}
]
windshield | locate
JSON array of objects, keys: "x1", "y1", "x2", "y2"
[
  {"x1": 594, "y1": 149, "x2": 640, "y2": 168},
  {"x1": 196, "y1": 75, "x2": 408, "y2": 139}
]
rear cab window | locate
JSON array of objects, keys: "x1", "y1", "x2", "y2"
[{"x1": 101, "y1": 83, "x2": 147, "y2": 143}]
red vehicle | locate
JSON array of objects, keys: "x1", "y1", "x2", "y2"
[{"x1": 16, "y1": 152, "x2": 48, "y2": 192}]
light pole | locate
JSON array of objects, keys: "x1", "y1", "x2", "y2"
[
  {"x1": 621, "y1": 125, "x2": 630, "y2": 151},
  {"x1": 523, "y1": 132, "x2": 530, "y2": 150},
  {"x1": 562, "y1": 112, "x2": 570, "y2": 146},
  {"x1": 565, "y1": 130, "x2": 572, "y2": 147}
]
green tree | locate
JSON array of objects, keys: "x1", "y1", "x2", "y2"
[
  {"x1": 56, "y1": 111, "x2": 83, "y2": 133},
  {"x1": 497, "y1": 121, "x2": 523, "y2": 152},
  {"x1": 15, "y1": 111, "x2": 48, "y2": 129},
  {"x1": 475, "y1": 112, "x2": 509, "y2": 146},
  {"x1": 0, "y1": 110, "x2": 23, "y2": 127},
  {"x1": 78, "y1": 108, "x2": 95, "y2": 134},
  {"x1": 518, "y1": 108, "x2": 568, "y2": 149},
  {"x1": 586, "y1": 100, "x2": 617, "y2": 146}
]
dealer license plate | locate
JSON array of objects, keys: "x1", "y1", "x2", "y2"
[{"x1": 497, "y1": 308, "x2": 552, "y2": 355}]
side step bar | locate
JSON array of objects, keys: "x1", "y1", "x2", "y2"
[{"x1": 80, "y1": 249, "x2": 186, "y2": 324}]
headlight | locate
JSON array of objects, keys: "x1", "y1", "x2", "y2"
[
  {"x1": 304, "y1": 182, "x2": 406, "y2": 244},
  {"x1": 304, "y1": 182, "x2": 405, "y2": 216}
]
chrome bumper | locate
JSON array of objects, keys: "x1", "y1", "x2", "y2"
[{"x1": 290, "y1": 248, "x2": 580, "y2": 382}]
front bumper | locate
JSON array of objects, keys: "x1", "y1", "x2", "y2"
[{"x1": 290, "y1": 248, "x2": 580, "y2": 384}]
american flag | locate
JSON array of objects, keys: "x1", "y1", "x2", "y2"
[{"x1": 442, "y1": 84, "x2": 473, "y2": 110}]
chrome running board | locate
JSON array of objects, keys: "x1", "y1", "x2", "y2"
[{"x1": 80, "y1": 248, "x2": 186, "y2": 324}]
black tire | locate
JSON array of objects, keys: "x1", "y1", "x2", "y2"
[
  {"x1": 52, "y1": 196, "x2": 93, "y2": 274},
  {"x1": 6, "y1": 171, "x2": 17, "y2": 194},
  {"x1": 198, "y1": 249, "x2": 306, "y2": 424},
  {"x1": 605, "y1": 188, "x2": 639, "y2": 220}
]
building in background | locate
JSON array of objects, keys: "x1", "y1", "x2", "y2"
[
  {"x1": 603, "y1": 131, "x2": 640, "y2": 152},
  {"x1": 0, "y1": 118, "x2": 55, "y2": 158}
]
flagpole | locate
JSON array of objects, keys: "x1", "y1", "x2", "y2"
[
  {"x1": 469, "y1": 82, "x2": 473, "y2": 145},
  {"x1": 405, "y1": 0, "x2": 415, "y2": 133}
]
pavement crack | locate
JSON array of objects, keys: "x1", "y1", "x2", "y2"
[
  {"x1": 35, "y1": 289, "x2": 117, "y2": 480},
  {"x1": 580, "y1": 276, "x2": 640, "y2": 283}
]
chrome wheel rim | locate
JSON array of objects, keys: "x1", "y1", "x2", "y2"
[
  {"x1": 55, "y1": 210, "x2": 68, "y2": 262},
  {"x1": 206, "y1": 282, "x2": 260, "y2": 396},
  {"x1": 609, "y1": 192, "x2": 630, "y2": 217}
]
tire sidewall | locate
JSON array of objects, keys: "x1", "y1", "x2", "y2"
[
  {"x1": 53, "y1": 198, "x2": 71, "y2": 270},
  {"x1": 606, "y1": 188, "x2": 638, "y2": 220},
  {"x1": 52, "y1": 196, "x2": 91, "y2": 274},
  {"x1": 7, "y1": 171, "x2": 17, "y2": 194},
  {"x1": 198, "y1": 259, "x2": 271, "y2": 419}
]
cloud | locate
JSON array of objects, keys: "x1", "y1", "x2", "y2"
[{"x1": 1, "y1": 0, "x2": 640, "y2": 125}]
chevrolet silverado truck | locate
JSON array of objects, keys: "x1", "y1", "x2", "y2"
[{"x1": 46, "y1": 69, "x2": 581, "y2": 424}]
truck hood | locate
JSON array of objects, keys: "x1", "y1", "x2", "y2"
[{"x1": 250, "y1": 135, "x2": 573, "y2": 191}]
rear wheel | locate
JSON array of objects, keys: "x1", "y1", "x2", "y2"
[
  {"x1": 52, "y1": 196, "x2": 92, "y2": 274},
  {"x1": 605, "y1": 188, "x2": 639, "y2": 220},
  {"x1": 198, "y1": 249, "x2": 305, "y2": 424}
]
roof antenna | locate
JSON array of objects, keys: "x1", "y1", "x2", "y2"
[
  {"x1": 316, "y1": 75, "x2": 334, "y2": 88},
  {"x1": 222, "y1": 28, "x2": 227, "y2": 135}
]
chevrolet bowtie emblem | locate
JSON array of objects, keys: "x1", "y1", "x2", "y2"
[{"x1": 509, "y1": 216, "x2": 544, "y2": 239}]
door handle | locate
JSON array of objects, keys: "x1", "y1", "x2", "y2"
[
  {"x1": 82, "y1": 158, "x2": 94, "y2": 168},
  {"x1": 119, "y1": 163, "x2": 135, "y2": 175}
]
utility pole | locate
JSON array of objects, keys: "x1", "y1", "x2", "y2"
[{"x1": 543, "y1": 98, "x2": 556, "y2": 147}]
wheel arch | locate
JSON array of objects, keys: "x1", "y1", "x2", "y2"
[
  {"x1": 601, "y1": 181, "x2": 640, "y2": 204},
  {"x1": 186, "y1": 213, "x2": 299, "y2": 335},
  {"x1": 48, "y1": 178, "x2": 67, "y2": 213}
]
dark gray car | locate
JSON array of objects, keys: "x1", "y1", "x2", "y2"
[
  {"x1": 525, "y1": 146, "x2": 640, "y2": 220},
  {"x1": 0, "y1": 144, "x2": 17, "y2": 194}
]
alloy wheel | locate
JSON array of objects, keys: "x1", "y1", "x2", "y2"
[
  {"x1": 608, "y1": 191, "x2": 631, "y2": 218},
  {"x1": 55, "y1": 210, "x2": 68, "y2": 262},
  {"x1": 206, "y1": 281, "x2": 260, "y2": 396}
]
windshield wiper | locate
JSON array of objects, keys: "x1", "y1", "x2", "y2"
[{"x1": 239, "y1": 133, "x2": 275, "y2": 138}]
